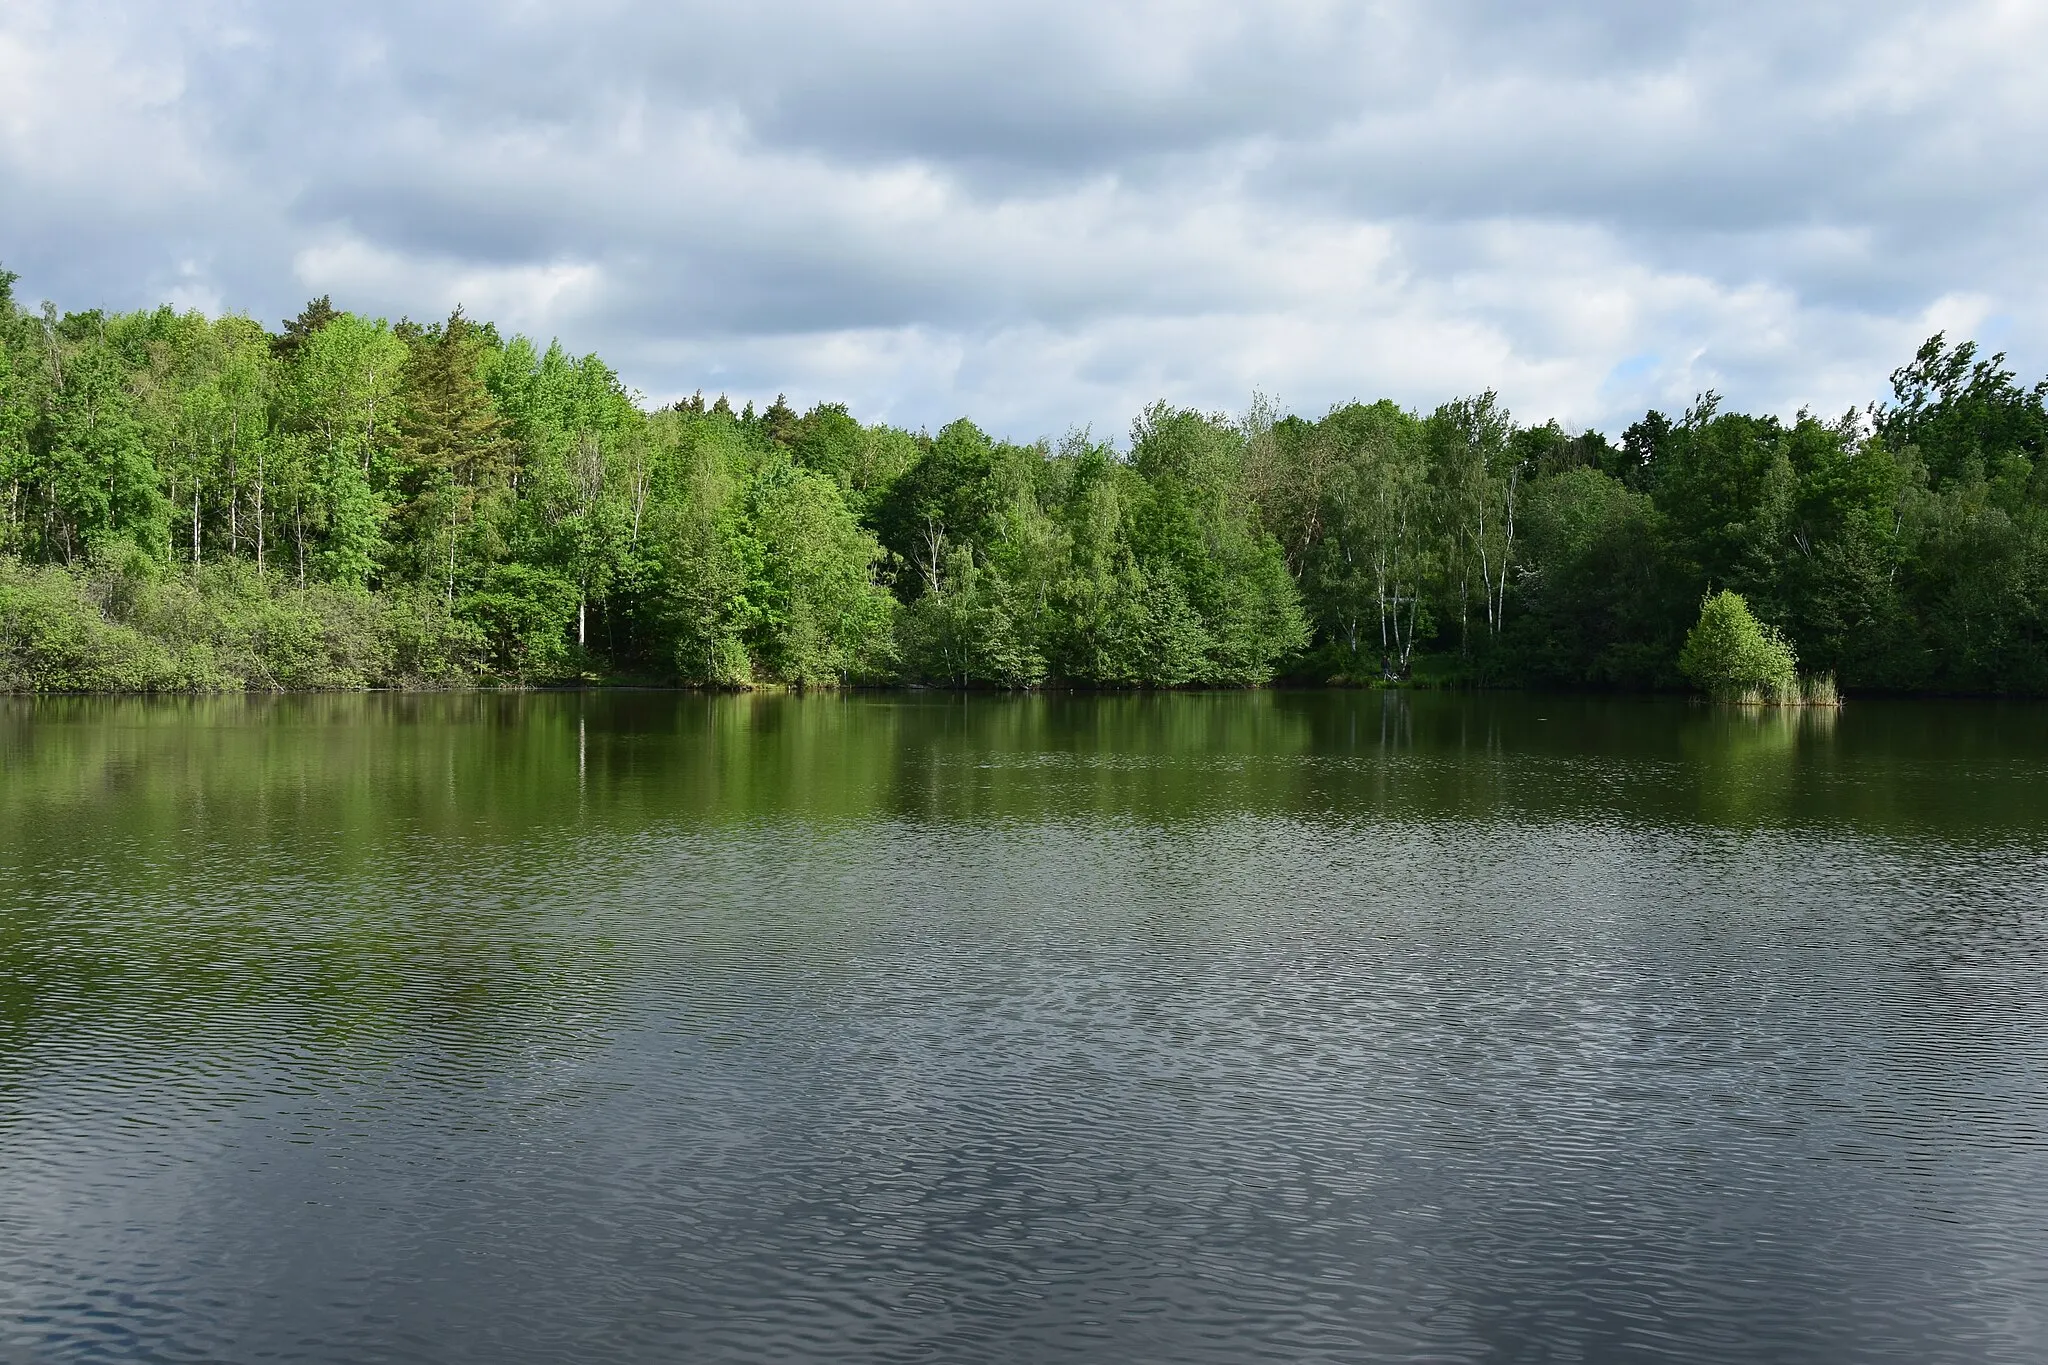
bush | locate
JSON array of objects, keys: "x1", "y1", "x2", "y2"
[
  {"x1": 0, "y1": 554, "x2": 506, "y2": 691},
  {"x1": 0, "y1": 557, "x2": 183, "y2": 690},
  {"x1": 1679, "y1": 590, "x2": 1800, "y2": 703}
]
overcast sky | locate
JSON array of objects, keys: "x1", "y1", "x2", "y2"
[{"x1": 3, "y1": 0, "x2": 2043, "y2": 442}]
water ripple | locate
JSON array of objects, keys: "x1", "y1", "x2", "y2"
[{"x1": 2, "y1": 694, "x2": 2046, "y2": 1363}]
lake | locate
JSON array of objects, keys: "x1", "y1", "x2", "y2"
[{"x1": 2, "y1": 691, "x2": 2045, "y2": 1363}]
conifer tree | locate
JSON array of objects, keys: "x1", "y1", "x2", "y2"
[
  {"x1": 272, "y1": 296, "x2": 340, "y2": 363},
  {"x1": 393, "y1": 308, "x2": 508, "y2": 602}
]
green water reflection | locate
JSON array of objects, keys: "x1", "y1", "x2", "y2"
[
  {"x1": 5, "y1": 689, "x2": 2044, "y2": 838},
  {"x1": 6, "y1": 690, "x2": 2040, "y2": 1051}
]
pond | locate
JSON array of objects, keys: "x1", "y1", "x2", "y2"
[{"x1": 2, "y1": 691, "x2": 2045, "y2": 1363}]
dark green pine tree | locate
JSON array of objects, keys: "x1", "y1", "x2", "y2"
[
  {"x1": 760, "y1": 393, "x2": 800, "y2": 448},
  {"x1": 394, "y1": 308, "x2": 509, "y2": 602},
  {"x1": 271, "y1": 295, "x2": 340, "y2": 362}
]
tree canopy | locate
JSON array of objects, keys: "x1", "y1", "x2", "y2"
[{"x1": 5, "y1": 272, "x2": 2048, "y2": 694}]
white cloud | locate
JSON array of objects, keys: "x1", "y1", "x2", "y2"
[
  {"x1": 292, "y1": 235, "x2": 603, "y2": 337},
  {"x1": 1, "y1": 0, "x2": 2043, "y2": 440}
]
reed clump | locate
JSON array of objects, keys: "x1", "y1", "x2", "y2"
[{"x1": 1799, "y1": 673, "x2": 1840, "y2": 707}]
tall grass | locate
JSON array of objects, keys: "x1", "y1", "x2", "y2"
[
  {"x1": 1715, "y1": 673, "x2": 1840, "y2": 707},
  {"x1": 1800, "y1": 673, "x2": 1840, "y2": 707}
]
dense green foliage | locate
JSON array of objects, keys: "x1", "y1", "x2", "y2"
[
  {"x1": 1678, "y1": 591, "x2": 1801, "y2": 703},
  {"x1": 4, "y1": 267, "x2": 2046, "y2": 692}
]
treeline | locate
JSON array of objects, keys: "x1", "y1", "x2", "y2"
[{"x1": 3, "y1": 266, "x2": 2046, "y2": 692}]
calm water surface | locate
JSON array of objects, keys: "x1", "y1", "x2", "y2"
[{"x1": 2, "y1": 692, "x2": 2046, "y2": 1363}]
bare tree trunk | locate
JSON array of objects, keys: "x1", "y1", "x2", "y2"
[
  {"x1": 229, "y1": 411, "x2": 240, "y2": 556},
  {"x1": 920, "y1": 517, "x2": 948, "y2": 598},
  {"x1": 1493, "y1": 467, "x2": 1518, "y2": 635},
  {"x1": 1404, "y1": 590, "x2": 1422, "y2": 672},
  {"x1": 254, "y1": 439, "x2": 266, "y2": 576},
  {"x1": 1475, "y1": 530, "x2": 1490, "y2": 633}
]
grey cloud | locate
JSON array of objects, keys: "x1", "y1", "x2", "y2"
[{"x1": 1, "y1": 0, "x2": 2042, "y2": 440}]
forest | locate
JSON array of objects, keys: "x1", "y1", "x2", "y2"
[{"x1": 3, "y1": 266, "x2": 2046, "y2": 694}]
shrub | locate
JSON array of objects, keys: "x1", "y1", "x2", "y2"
[
  {"x1": 0, "y1": 557, "x2": 183, "y2": 691},
  {"x1": 1678, "y1": 590, "x2": 1800, "y2": 703},
  {"x1": 0, "y1": 554, "x2": 505, "y2": 691}
]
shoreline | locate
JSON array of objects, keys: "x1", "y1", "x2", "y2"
[{"x1": 7, "y1": 681, "x2": 2041, "y2": 700}]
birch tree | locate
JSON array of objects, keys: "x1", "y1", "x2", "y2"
[{"x1": 1429, "y1": 392, "x2": 1519, "y2": 647}]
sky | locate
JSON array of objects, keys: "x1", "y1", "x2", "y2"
[{"x1": 2, "y1": 0, "x2": 2044, "y2": 444}]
